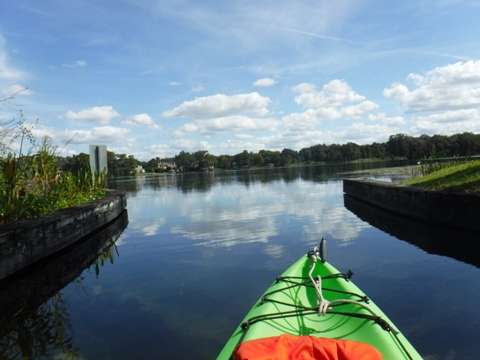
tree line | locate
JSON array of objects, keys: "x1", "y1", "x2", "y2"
[{"x1": 59, "y1": 132, "x2": 480, "y2": 176}]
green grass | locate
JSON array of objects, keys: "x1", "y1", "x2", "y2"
[{"x1": 405, "y1": 160, "x2": 480, "y2": 193}]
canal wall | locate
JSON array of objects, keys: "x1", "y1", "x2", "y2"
[
  {"x1": 343, "y1": 178, "x2": 480, "y2": 231},
  {"x1": 343, "y1": 195, "x2": 480, "y2": 268},
  {"x1": 0, "y1": 190, "x2": 127, "y2": 281},
  {"x1": 0, "y1": 209, "x2": 128, "y2": 334}
]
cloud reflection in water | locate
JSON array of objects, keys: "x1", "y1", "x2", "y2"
[{"x1": 157, "y1": 177, "x2": 371, "y2": 248}]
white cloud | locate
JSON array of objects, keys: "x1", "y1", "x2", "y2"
[
  {"x1": 191, "y1": 85, "x2": 204, "y2": 92},
  {"x1": 62, "y1": 60, "x2": 87, "y2": 68},
  {"x1": 123, "y1": 113, "x2": 160, "y2": 129},
  {"x1": 145, "y1": 143, "x2": 178, "y2": 158},
  {"x1": 169, "y1": 81, "x2": 180, "y2": 86},
  {"x1": 67, "y1": 126, "x2": 131, "y2": 144},
  {"x1": 412, "y1": 109, "x2": 480, "y2": 134},
  {"x1": 282, "y1": 109, "x2": 323, "y2": 131},
  {"x1": 368, "y1": 113, "x2": 406, "y2": 126},
  {"x1": 177, "y1": 115, "x2": 280, "y2": 135},
  {"x1": 383, "y1": 60, "x2": 480, "y2": 113},
  {"x1": 1, "y1": 84, "x2": 32, "y2": 97},
  {"x1": 0, "y1": 35, "x2": 28, "y2": 81},
  {"x1": 416, "y1": 108, "x2": 479, "y2": 124},
  {"x1": 339, "y1": 101, "x2": 379, "y2": 118},
  {"x1": 293, "y1": 80, "x2": 366, "y2": 108},
  {"x1": 64, "y1": 106, "x2": 120, "y2": 124},
  {"x1": 234, "y1": 133, "x2": 254, "y2": 139},
  {"x1": 252, "y1": 77, "x2": 277, "y2": 87},
  {"x1": 26, "y1": 124, "x2": 131, "y2": 153},
  {"x1": 337, "y1": 122, "x2": 394, "y2": 143},
  {"x1": 167, "y1": 138, "x2": 213, "y2": 153},
  {"x1": 162, "y1": 92, "x2": 271, "y2": 119},
  {"x1": 283, "y1": 80, "x2": 378, "y2": 130},
  {"x1": 216, "y1": 135, "x2": 282, "y2": 154}
]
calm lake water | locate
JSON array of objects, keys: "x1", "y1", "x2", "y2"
[{"x1": 1, "y1": 162, "x2": 480, "y2": 359}]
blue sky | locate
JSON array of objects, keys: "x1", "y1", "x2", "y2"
[{"x1": 1, "y1": 0, "x2": 480, "y2": 161}]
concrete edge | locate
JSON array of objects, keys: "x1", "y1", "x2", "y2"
[
  {"x1": 343, "y1": 178, "x2": 480, "y2": 231},
  {"x1": 0, "y1": 190, "x2": 127, "y2": 281}
]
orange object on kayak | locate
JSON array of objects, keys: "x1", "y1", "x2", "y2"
[{"x1": 234, "y1": 334, "x2": 383, "y2": 360}]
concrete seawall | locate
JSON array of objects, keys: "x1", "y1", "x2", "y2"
[
  {"x1": 0, "y1": 209, "x2": 128, "y2": 334},
  {"x1": 0, "y1": 190, "x2": 127, "y2": 281},
  {"x1": 343, "y1": 178, "x2": 480, "y2": 231}
]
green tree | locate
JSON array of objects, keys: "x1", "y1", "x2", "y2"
[
  {"x1": 107, "y1": 151, "x2": 118, "y2": 175},
  {"x1": 386, "y1": 134, "x2": 410, "y2": 158},
  {"x1": 234, "y1": 150, "x2": 251, "y2": 168},
  {"x1": 280, "y1": 148, "x2": 300, "y2": 166},
  {"x1": 451, "y1": 132, "x2": 480, "y2": 155},
  {"x1": 125, "y1": 155, "x2": 139, "y2": 174},
  {"x1": 217, "y1": 154, "x2": 233, "y2": 169},
  {"x1": 145, "y1": 157, "x2": 160, "y2": 172},
  {"x1": 341, "y1": 142, "x2": 361, "y2": 162},
  {"x1": 309, "y1": 144, "x2": 328, "y2": 162},
  {"x1": 62, "y1": 153, "x2": 90, "y2": 173},
  {"x1": 175, "y1": 151, "x2": 197, "y2": 172},
  {"x1": 327, "y1": 144, "x2": 343, "y2": 161},
  {"x1": 299, "y1": 148, "x2": 312, "y2": 163},
  {"x1": 193, "y1": 150, "x2": 216, "y2": 170},
  {"x1": 259, "y1": 150, "x2": 281, "y2": 166},
  {"x1": 366, "y1": 142, "x2": 386, "y2": 159},
  {"x1": 250, "y1": 152, "x2": 265, "y2": 167}
]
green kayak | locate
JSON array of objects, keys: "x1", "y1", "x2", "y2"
[{"x1": 217, "y1": 239, "x2": 422, "y2": 359}]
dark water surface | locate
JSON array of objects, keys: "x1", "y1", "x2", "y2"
[{"x1": 1, "y1": 163, "x2": 480, "y2": 359}]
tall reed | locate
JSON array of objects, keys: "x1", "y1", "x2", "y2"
[
  {"x1": 418, "y1": 146, "x2": 467, "y2": 176},
  {"x1": 1, "y1": 136, "x2": 106, "y2": 225}
]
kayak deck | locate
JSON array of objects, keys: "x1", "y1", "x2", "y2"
[{"x1": 217, "y1": 249, "x2": 422, "y2": 359}]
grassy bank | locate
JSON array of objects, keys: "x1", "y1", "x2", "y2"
[{"x1": 405, "y1": 160, "x2": 480, "y2": 193}]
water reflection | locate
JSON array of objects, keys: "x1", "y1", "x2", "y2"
[
  {"x1": 116, "y1": 169, "x2": 372, "y2": 250},
  {"x1": 344, "y1": 195, "x2": 480, "y2": 268},
  {"x1": 108, "y1": 160, "x2": 412, "y2": 194},
  {"x1": 0, "y1": 210, "x2": 128, "y2": 359},
  {"x1": 5, "y1": 162, "x2": 476, "y2": 359}
]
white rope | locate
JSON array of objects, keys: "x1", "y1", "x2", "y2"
[
  {"x1": 308, "y1": 249, "x2": 399, "y2": 334},
  {"x1": 309, "y1": 250, "x2": 330, "y2": 316}
]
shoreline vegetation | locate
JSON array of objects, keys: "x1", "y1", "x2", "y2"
[
  {"x1": 136, "y1": 155, "x2": 480, "y2": 194},
  {"x1": 1, "y1": 136, "x2": 106, "y2": 225},
  {"x1": 1, "y1": 107, "x2": 107, "y2": 225},
  {"x1": 343, "y1": 159, "x2": 480, "y2": 194},
  {"x1": 55, "y1": 132, "x2": 480, "y2": 177},
  {"x1": 2, "y1": 108, "x2": 479, "y2": 225},
  {"x1": 405, "y1": 160, "x2": 480, "y2": 193}
]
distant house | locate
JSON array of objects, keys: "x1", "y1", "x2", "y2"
[
  {"x1": 135, "y1": 165, "x2": 145, "y2": 173},
  {"x1": 158, "y1": 162, "x2": 177, "y2": 170}
]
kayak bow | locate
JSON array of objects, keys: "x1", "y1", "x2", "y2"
[{"x1": 217, "y1": 238, "x2": 422, "y2": 359}]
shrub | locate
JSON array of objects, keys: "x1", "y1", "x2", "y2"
[{"x1": 1, "y1": 136, "x2": 106, "y2": 225}]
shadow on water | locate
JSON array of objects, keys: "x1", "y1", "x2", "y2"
[
  {"x1": 0, "y1": 210, "x2": 128, "y2": 360},
  {"x1": 344, "y1": 195, "x2": 480, "y2": 268}
]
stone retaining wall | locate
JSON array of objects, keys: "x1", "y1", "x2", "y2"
[
  {"x1": 0, "y1": 190, "x2": 126, "y2": 281},
  {"x1": 343, "y1": 178, "x2": 480, "y2": 231}
]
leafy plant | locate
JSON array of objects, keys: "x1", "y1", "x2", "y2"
[
  {"x1": 1, "y1": 132, "x2": 106, "y2": 225},
  {"x1": 406, "y1": 160, "x2": 480, "y2": 193}
]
